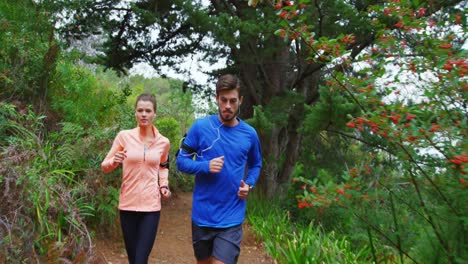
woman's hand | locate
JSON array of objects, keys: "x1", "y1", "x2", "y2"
[
  {"x1": 160, "y1": 186, "x2": 171, "y2": 199},
  {"x1": 112, "y1": 150, "x2": 127, "y2": 165}
]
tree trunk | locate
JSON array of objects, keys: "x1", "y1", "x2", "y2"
[
  {"x1": 256, "y1": 127, "x2": 281, "y2": 198},
  {"x1": 277, "y1": 104, "x2": 305, "y2": 194},
  {"x1": 221, "y1": 3, "x2": 326, "y2": 199},
  {"x1": 237, "y1": 38, "x2": 294, "y2": 197}
]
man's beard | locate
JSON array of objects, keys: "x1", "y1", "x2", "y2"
[{"x1": 219, "y1": 109, "x2": 236, "y2": 122}]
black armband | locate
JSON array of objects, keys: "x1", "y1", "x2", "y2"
[
  {"x1": 175, "y1": 134, "x2": 197, "y2": 158},
  {"x1": 181, "y1": 142, "x2": 196, "y2": 154},
  {"x1": 160, "y1": 156, "x2": 170, "y2": 169}
]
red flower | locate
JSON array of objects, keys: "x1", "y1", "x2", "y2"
[
  {"x1": 389, "y1": 114, "x2": 401, "y2": 124},
  {"x1": 279, "y1": 10, "x2": 288, "y2": 19},
  {"x1": 429, "y1": 123, "x2": 439, "y2": 132},
  {"x1": 383, "y1": 8, "x2": 392, "y2": 15},
  {"x1": 346, "y1": 122, "x2": 356, "y2": 128},
  {"x1": 274, "y1": 2, "x2": 282, "y2": 9},
  {"x1": 340, "y1": 34, "x2": 355, "y2": 44},
  {"x1": 406, "y1": 113, "x2": 416, "y2": 120},
  {"x1": 349, "y1": 168, "x2": 359, "y2": 177},
  {"x1": 309, "y1": 187, "x2": 317, "y2": 193},
  {"x1": 452, "y1": 59, "x2": 465, "y2": 65},
  {"x1": 440, "y1": 44, "x2": 453, "y2": 49},
  {"x1": 369, "y1": 121, "x2": 379, "y2": 133},
  {"x1": 278, "y1": 29, "x2": 287, "y2": 38},
  {"x1": 356, "y1": 117, "x2": 367, "y2": 124},
  {"x1": 455, "y1": 13, "x2": 462, "y2": 24},
  {"x1": 417, "y1": 8, "x2": 426, "y2": 17},
  {"x1": 394, "y1": 21, "x2": 404, "y2": 28},
  {"x1": 336, "y1": 189, "x2": 345, "y2": 195},
  {"x1": 443, "y1": 62, "x2": 453, "y2": 71},
  {"x1": 365, "y1": 166, "x2": 372, "y2": 174},
  {"x1": 450, "y1": 155, "x2": 468, "y2": 165}
]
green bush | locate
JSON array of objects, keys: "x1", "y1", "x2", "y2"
[
  {"x1": 0, "y1": 103, "x2": 96, "y2": 261},
  {"x1": 49, "y1": 61, "x2": 120, "y2": 128},
  {"x1": 246, "y1": 192, "x2": 372, "y2": 263},
  {"x1": 0, "y1": 0, "x2": 57, "y2": 103}
]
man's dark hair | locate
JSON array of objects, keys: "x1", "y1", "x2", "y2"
[
  {"x1": 216, "y1": 74, "x2": 241, "y2": 96},
  {"x1": 135, "y1": 93, "x2": 157, "y2": 112}
]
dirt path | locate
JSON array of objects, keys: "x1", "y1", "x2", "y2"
[{"x1": 94, "y1": 192, "x2": 275, "y2": 264}]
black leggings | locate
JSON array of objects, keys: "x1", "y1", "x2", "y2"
[{"x1": 119, "y1": 210, "x2": 161, "y2": 264}]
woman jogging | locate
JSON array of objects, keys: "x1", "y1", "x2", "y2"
[{"x1": 101, "y1": 93, "x2": 171, "y2": 264}]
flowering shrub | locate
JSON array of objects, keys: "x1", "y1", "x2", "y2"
[{"x1": 247, "y1": 0, "x2": 467, "y2": 262}]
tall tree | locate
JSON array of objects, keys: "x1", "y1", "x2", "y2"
[{"x1": 51, "y1": 0, "x2": 464, "y2": 197}]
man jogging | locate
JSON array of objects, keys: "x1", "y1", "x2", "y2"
[{"x1": 176, "y1": 74, "x2": 262, "y2": 264}]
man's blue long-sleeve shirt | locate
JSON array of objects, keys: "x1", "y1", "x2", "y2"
[{"x1": 176, "y1": 115, "x2": 262, "y2": 228}]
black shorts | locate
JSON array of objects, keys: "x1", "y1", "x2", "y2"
[{"x1": 192, "y1": 222, "x2": 243, "y2": 264}]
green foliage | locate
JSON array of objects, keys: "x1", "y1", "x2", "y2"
[
  {"x1": 50, "y1": 61, "x2": 121, "y2": 128},
  {"x1": 50, "y1": 0, "x2": 211, "y2": 74},
  {"x1": 124, "y1": 75, "x2": 171, "y2": 107},
  {"x1": 156, "y1": 116, "x2": 183, "y2": 187},
  {"x1": 156, "y1": 117, "x2": 180, "y2": 145},
  {"x1": 0, "y1": 0, "x2": 58, "y2": 105},
  {"x1": 286, "y1": 0, "x2": 468, "y2": 263},
  {"x1": 247, "y1": 91, "x2": 305, "y2": 142},
  {"x1": 2, "y1": 0, "x2": 465, "y2": 263},
  {"x1": 247, "y1": 194, "x2": 372, "y2": 263},
  {"x1": 0, "y1": 103, "x2": 96, "y2": 261},
  {"x1": 156, "y1": 79, "x2": 197, "y2": 191},
  {"x1": 93, "y1": 185, "x2": 119, "y2": 230},
  {"x1": 246, "y1": 105, "x2": 274, "y2": 137},
  {"x1": 158, "y1": 79, "x2": 195, "y2": 127},
  {"x1": 302, "y1": 85, "x2": 360, "y2": 133}
]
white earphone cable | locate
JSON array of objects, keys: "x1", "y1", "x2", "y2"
[{"x1": 179, "y1": 118, "x2": 224, "y2": 158}]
